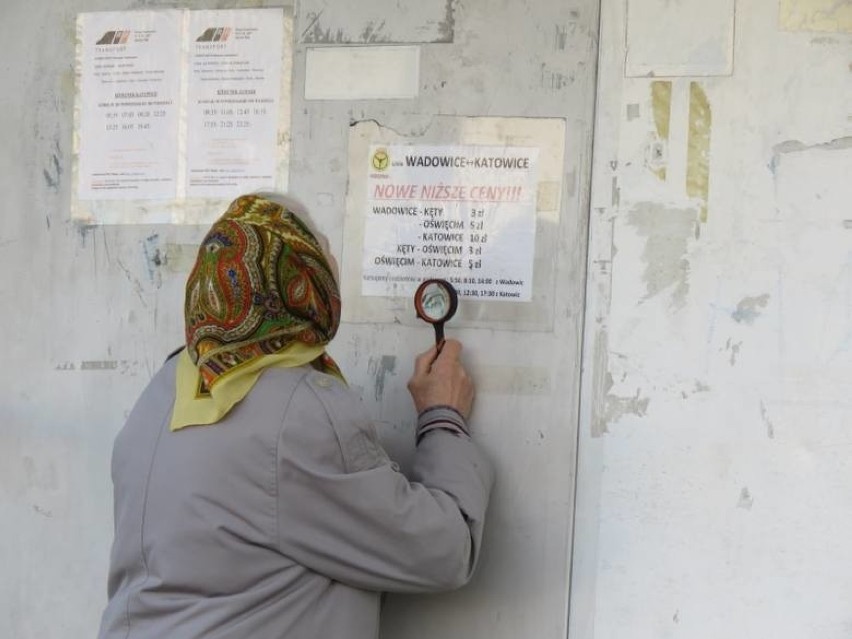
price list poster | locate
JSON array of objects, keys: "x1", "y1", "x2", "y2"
[
  {"x1": 73, "y1": 8, "x2": 289, "y2": 224},
  {"x1": 361, "y1": 145, "x2": 540, "y2": 302}
]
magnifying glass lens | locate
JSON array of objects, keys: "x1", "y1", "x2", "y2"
[
  {"x1": 414, "y1": 279, "x2": 459, "y2": 348},
  {"x1": 421, "y1": 284, "x2": 450, "y2": 321}
]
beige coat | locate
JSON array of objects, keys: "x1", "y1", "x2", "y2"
[{"x1": 98, "y1": 356, "x2": 494, "y2": 639}]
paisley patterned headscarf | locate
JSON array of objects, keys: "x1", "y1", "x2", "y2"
[{"x1": 170, "y1": 195, "x2": 342, "y2": 431}]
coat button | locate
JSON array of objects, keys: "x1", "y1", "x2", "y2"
[{"x1": 315, "y1": 376, "x2": 332, "y2": 389}]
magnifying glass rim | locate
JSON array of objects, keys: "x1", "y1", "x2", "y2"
[{"x1": 414, "y1": 278, "x2": 459, "y2": 324}]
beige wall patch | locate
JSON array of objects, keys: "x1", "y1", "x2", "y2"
[
  {"x1": 686, "y1": 82, "x2": 711, "y2": 223},
  {"x1": 780, "y1": 0, "x2": 852, "y2": 33},
  {"x1": 650, "y1": 81, "x2": 672, "y2": 180}
]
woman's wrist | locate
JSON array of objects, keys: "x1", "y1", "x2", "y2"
[{"x1": 415, "y1": 405, "x2": 470, "y2": 444}]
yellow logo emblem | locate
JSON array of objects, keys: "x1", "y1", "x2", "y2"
[{"x1": 371, "y1": 148, "x2": 390, "y2": 171}]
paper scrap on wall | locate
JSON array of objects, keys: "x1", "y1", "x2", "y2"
[{"x1": 362, "y1": 145, "x2": 539, "y2": 302}]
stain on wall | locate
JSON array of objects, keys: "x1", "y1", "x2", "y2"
[
  {"x1": 42, "y1": 140, "x2": 63, "y2": 191},
  {"x1": 590, "y1": 329, "x2": 612, "y2": 438},
  {"x1": 628, "y1": 203, "x2": 696, "y2": 308},
  {"x1": 604, "y1": 376, "x2": 651, "y2": 424},
  {"x1": 368, "y1": 355, "x2": 397, "y2": 402},
  {"x1": 760, "y1": 400, "x2": 775, "y2": 439},
  {"x1": 300, "y1": 0, "x2": 455, "y2": 43},
  {"x1": 737, "y1": 486, "x2": 754, "y2": 510},
  {"x1": 780, "y1": 0, "x2": 852, "y2": 32},
  {"x1": 724, "y1": 338, "x2": 742, "y2": 366},
  {"x1": 142, "y1": 234, "x2": 163, "y2": 287},
  {"x1": 732, "y1": 294, "x2": 770, "y2": 324}
]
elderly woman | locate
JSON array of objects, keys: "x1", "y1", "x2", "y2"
[{"x1": 97, "y1": 195, "x2": 494, "y2": 639}]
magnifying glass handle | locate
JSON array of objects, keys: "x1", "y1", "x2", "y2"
[{"x1": 434, "y1": 323, "x2": 445, "y2": 352}]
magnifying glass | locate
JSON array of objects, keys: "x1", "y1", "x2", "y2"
[{"x1": 414, "y1": 279, "x2": 459, "y2": 349}]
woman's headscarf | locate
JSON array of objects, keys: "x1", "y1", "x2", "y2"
[{"x1": 170, "y1": 194, "x2": 343, "y2": 431}]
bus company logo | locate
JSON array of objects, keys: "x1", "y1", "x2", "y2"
[
  {"x1": 96, "y1": 31, "x2": 131, "y2": 45},
  {"x1": 196, "y1": 27, "x2": 232, "y2": 42},
  {"x1": 371, "y1": 148, "x2": 390, "y2": 172}
]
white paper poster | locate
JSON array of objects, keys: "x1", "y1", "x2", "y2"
[
  {"x1": 185, "y1": 10, "x2": 284, "y2": 198},
  {"x1": 362, "y1": 145, "x2": 539, "y2": 301},
  {"x1": 77, "y1": 11, "x2": 183, "y2": 199},
  {"x1": 74, "y1": 8, "x2": 289, "y2": 218}
]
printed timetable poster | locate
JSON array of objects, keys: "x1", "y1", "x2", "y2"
[
  {"x1": 362, "y1": 145, "x2": 540, "y2": 302},
  {"x1": 185, "y1": 10, "x2": 284, "y2": 198},
  {"x1": 75, "y1": 8, "x2": 285, "y2": 206},
  {"x1": 77, "y1": 11, "x2": 182, "y2": 199}
]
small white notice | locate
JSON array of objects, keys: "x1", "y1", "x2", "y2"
[
  {"x1": 362, "y1": 145, "x2": 539, "y2": 302},
  {"x1": 185, "y1": 9, "x2": 284, "y2": 197},
  {"x1": 77, "y1": 11, "x2": 183, "y2": 199}
]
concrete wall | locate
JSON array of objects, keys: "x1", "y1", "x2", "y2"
[
  {"x1": 0, "y1": 0, "x2": 597, "y2": 637},
  {"x1": 572, "y1": 0, "x2": 852, "y2": 637}
]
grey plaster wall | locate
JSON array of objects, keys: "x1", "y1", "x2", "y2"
[{"x1": 0, "y1": 0, "x2": 599, "y2": 637}]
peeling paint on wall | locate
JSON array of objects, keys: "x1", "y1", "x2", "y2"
[
  {"x1": 779, "y1": 0, "x2": 852, "y2": 33},
  {"x1": 769, "y1": 136, "x2": 852, "y2": 174},
  {"x1": 686, "y1": 82, "x2": 712, "y2": 223},
  {"x1": 604, "y1": 380, "x2": 651, "y2": 424},
  {"x1": 628, "y1": 203, "x2": 696, "y2": 308},
  {"x1": 732, "y1": 294, "x2": 770, "y2": 324},
  {"x1": 590, "y1": 329, "x2": 651, "y2": 435}
]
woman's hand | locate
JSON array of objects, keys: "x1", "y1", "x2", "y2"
[{"x1": 407, "y1": 339, "x2": 475, "y2": 420}]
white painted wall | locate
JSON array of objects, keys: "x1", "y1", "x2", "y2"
[
  {"x1": 572, "y1": 0, "x2": 852, "y2": 637},
  {"x1": 1, "y1": 0, "x2": 598, "y2": 637}
]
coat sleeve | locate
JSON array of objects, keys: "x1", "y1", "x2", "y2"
[{"x1": 275, "y1": 372, "x2": 494, "y2": 593}]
